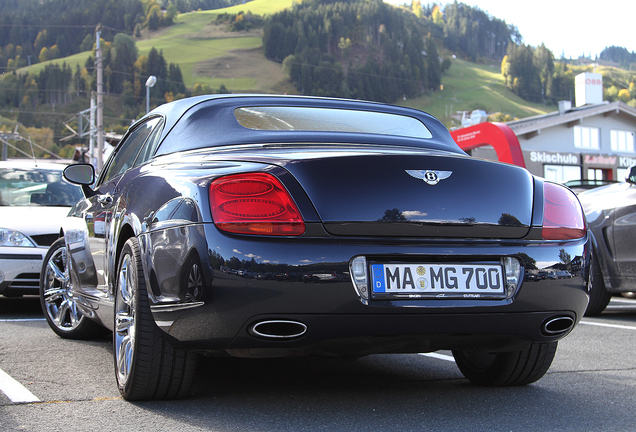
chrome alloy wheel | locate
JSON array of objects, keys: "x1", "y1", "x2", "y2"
[
  {"x1": 42, "y1": 242, "x2": 83, "y2": 332},
  {"x1": 115, "y1": 252, "x2": 136, "y2": 388},
  {"x1": 186, "y1": 261, "x2": 203, "y2": 301}
]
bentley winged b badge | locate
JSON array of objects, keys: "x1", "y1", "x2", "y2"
[{"x1": 406, "y1": 170, "x2": 453, "y2": 185}]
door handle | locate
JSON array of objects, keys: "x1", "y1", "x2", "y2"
[{"x1": 97, "y1": 194, "x2": 113, "y2": 205}]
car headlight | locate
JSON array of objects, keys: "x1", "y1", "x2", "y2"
[
  {"x1": 0, "y1": 228, "x2": 37, "y2": 247},
  {"x1": 65, "y1": 229, "x2": 85, "y2": 246}
]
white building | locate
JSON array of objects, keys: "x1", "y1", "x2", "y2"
[{"x1": 472, "y1": 73, "x2": 636, "y2": 184}]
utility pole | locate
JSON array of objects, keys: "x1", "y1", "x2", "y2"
[
  {"x1": 95, "y1": 24, "x2": 104, "y2": 171},
  {"x1": 1, "y1": 136, "x2": 8, "y2": 160},
  {"x1": 90, "y1": 93, "x2": 96, "y2": 167},
  {"x1": 64, "y1": 94, "x2": 97, "y2": 164},
  {"x1": 1, "y1": 128, "x2": 22, "y2": 160}
]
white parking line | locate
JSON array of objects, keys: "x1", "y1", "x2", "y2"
[
  {"x1": 419, "y1": 352, "x2": 455, "y2": 362},
  {"x1": 579, "y1": 321, "x2": 636, "y2": 331},
  {"x1": 0, "y1": 318, "x2": 46, "y2": 322},
  {"x1": 0, "y1": 368, "x2": 39, "y2": 403},
  {"x1": 419, "y1": 319, "x2": 636, "y2": 361}
]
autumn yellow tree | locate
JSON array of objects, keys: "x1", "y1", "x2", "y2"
[
  {"x1": 617, "y1": 89, "x2": 630, "y2": 103},
  {"x1": 432, "y1": 5, "x2": 444, "y2": 26},
  {"x1": 501, "y1": 55, "x2": 510, "y2": 84},
  {"x1": 411, "y1": 1, "x2": 422, "y2": 19},
  {"x1": 33, "y1": 30, "x2": 48, "y2": 54},
  {"x1": 39, "y1": 47, "x2": 49, "y2": 63}
]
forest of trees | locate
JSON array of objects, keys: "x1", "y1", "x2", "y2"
[
  {"x1": 501, "y1": 43, "x2": 636, "y2": 107},
  {"x1": 262, "y1": 0, "x2": 635, "y2": 107},
  {"x1": 0, "y1": 0, "x2": 578, "y2": 117},
  {"x1": 0, "y1": 0, "x2": 144, "y2": 70},
  {"x1": 599, "y1": 46, "x2": 636, "y2": 69},
  {"x1": 0, "y1": 0, "x2": 241, "y2": 71},
  {"x1": 439, "y1": 1, "x2": 521, "y2": 62},
  {"x1": 500, "y1": 43, "x2": 571, "y2": 104},
  {"x1": 0, "y1": 34, "x2": 187, "y2": 131},
  {"x1": 0, "y1": 0, "x2": 242, "y2": 156},
  {"x1": 264, "y1": 0, "x2": 440, "y2": 102},
  {"x1": 262, "y1": 0, "x2": 521, "y2": 103}
]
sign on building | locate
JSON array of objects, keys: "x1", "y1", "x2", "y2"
[{"x1": 575, "y1": 73, "x2": 603, "y2": 107}]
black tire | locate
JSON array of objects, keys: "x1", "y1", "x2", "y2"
[
  {"x1": 114, "y1": 237, "x2": 197, "y2": 401},
  {"x1": 40, "y1": 237, "x2": 107, "y2": 339},
  {"x1": 452, "y1": 342, "x2": 558, "y2": 386},
  {"x1": 585, "y1": 255, "x2": 611, "y2": 316}
]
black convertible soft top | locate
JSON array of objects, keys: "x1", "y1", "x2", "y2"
[{"x1": 139, "y1": 94, "x2": 465, "y2": 157}]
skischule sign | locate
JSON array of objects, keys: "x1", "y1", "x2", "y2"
[{"x1": 529, "y1": 151, "x2": 578, "y2": 165}]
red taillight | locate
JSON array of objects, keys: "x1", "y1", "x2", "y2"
[
  {"x1": 542, "y1": 182, "x2": 586, "y2": 240},
  {"x1": 210, "y1": 173, "x2": 305, "y2": 236}
]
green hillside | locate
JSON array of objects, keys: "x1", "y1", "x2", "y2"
[
  {"x1": 400, "y1": 59, "x2": 552, "y2": 126},
  {"x1": 135, "y1": 0, "x2": 293, "y2": 90},
  {"x1": 17, "y1": 0, "x2": 291, "y2": 92}
]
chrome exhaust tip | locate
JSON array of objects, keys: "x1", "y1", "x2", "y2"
[
  {"x1": 250, "y1": 320, "x2": 307, "y2": 340},
  {"x1": 541, "y1": 316, "x2": 575, "y2": 336}
]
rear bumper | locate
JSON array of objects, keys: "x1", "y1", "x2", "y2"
[
  {"x1": 220, "y1": 310, "x2": 578, "y2": 358},
  {"x1": 141, "y1": 223, "x2": 591, "y2": 356}
]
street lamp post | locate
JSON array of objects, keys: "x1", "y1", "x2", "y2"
[{"x1": 145, "y1": 75, "x2": 157, "y2": 114}]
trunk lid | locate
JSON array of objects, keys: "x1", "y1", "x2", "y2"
[{"x1": 282, "y1": 150, "x2": 534, "y2": 239}]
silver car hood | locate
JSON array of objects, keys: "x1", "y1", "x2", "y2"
[{"x1": 0, "y1": 206, "x2": 71, "y2": 236}]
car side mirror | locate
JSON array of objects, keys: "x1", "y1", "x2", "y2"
[
  {"x1": 64, "y1": 164, "x2": 96, "y2": 197},
  {"x1": 64, "y1": 163, "x2": 95, "y2": 185},
  {"x1": 628, "y1": 166, "x2": 636, "y2": 185}
]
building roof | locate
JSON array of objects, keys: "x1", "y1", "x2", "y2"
[{"x1": 507, "y1": 101, "x2": 636, "y2": 140}]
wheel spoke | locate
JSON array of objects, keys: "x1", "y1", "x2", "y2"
[
  {"x1": 188, "y1": 264, "x2": 201, "y2": 288},
  {"x1": 119, "y1": 257, "x2": 133, "y2": 304},
  {"x1": 126, "y1": 263, "x2": 136, "y2": 306},
  {"x1": 115, "y1": 312, "x2": 134, "y2": 334},
  {"x1": 44, "y1": 287, "x2": 66, "y2": 303},
  {"x1": 54, "y1": 300, "x2": 70, "y2": 327},
  {"x1": 117, "y1": 334, "x2": 133, "y2": 382},
  {"x1": 47, "y1": 257, "x2": 68, "y2": 285},
  {"x1": 68, "y1": 301, "x2": 83, "y2": 327},
  {"x1": 186, "y1": 263, "x2": 202, "y2": 300}
]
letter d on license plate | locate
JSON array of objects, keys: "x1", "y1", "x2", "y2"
[{"x1": 371, "y1": 263, "x2": 504, "y2": 297}]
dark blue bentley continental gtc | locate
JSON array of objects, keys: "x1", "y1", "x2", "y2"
[{"x1": 40, "y1": 95, "x2": 590, "y2": 400}]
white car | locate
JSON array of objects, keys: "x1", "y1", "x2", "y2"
[{"x1": 0, "y1": 160, "x2": 83, "y2": 296}]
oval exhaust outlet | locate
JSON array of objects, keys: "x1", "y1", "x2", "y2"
[
  {"x1": 542, "y1": 316, "x2": 575, "y2": 336},
  {"x1": 250, "y1": 320, "x2": 307, "y2": 339}
]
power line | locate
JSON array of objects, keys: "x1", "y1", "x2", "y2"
[
  {"x1": 0, "y1": 132, "x2": 64, "y2": 160},
  {"x1": 0, "y1": 24, "x2": 96, "y2": 29},
  {"x1": 0, "y1": 108, "x2": 135, "y2": 123},
  {"x1": 2, "y1": 61, "x2": 189, "y2": 87},
  {"x1": 3, "y1": 55, "x2": 438, "y2": 90}
]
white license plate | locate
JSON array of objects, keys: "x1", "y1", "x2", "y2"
[{"x1": 371, "y1": 263, "x2": 505, "y2": 297}]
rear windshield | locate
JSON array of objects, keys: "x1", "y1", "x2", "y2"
[{"x1": 234, "y1": 106, "x2": 433, "y2": 139}]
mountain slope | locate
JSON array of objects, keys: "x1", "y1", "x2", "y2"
[
  {"x1": 16, "y1": 0, "x2": 291, "y2": 92},
  {"x1": 15, "y1": 0, "x2": 554, "y2": 127},
  {"x1": 401, "y1": 59, "x2": 551, "y2": 125}
]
